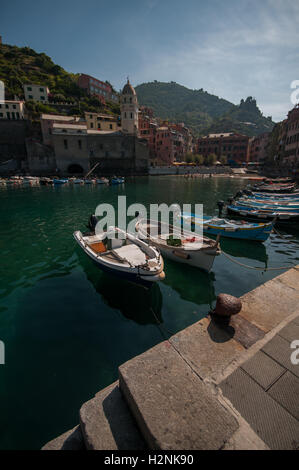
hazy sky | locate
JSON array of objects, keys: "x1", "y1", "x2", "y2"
[{"x1": 1, "y1": 0, "x2": 298, "y2": 121}]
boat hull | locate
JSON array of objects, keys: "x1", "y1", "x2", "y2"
[
  {"x1": 227, "y1": 205, "x2": 299, "y2": 223},
  {"x1": 74, "y1": 231, "x2": 165, "y2": 287},
  {"x1": 201, "y1": 223, "x2": 272, "y2": 241},
  {"x1": 152, "y1": 242, "x2": 218, "y2": 271},
  {"x1": 183, "y1": 214, "x2": 273, "y2": 242},
  {"x1": 136, "y1": 220, "x2": 220, "y2": 272}
]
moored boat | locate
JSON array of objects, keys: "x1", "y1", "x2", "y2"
[
  {"x1": 53, "y1": 178, "x2": 68, "y2": 185},
  {"x1": 110, "y1": 176, "x2": 125, "y2": 185},
  {"x1": 136, "y1": 218, "x2": 221, "y2": 272},
  {"x1": 74, "y1": 223, "x2": 165, "y2": 286},
  {"x1": 181, "y1": 212, "x2": 273, "y2": 242},
  {"x1": 227, "y1": 204, "x2": 299, "y2": 223},
  {"x1": 96, "y1": 177, "x2": 109, "y2": 184}
]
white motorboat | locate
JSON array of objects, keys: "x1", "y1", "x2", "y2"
[
  {"x1": 136, "y1": 218, "x2": 221, "y2": 272},
  {"x1": 74, "y1": 224, "x2": 165, "y2": 286}
]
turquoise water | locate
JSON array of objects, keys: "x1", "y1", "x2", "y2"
[{"x1": 0, "y1": 176, "x2": 299, "y2": 449}]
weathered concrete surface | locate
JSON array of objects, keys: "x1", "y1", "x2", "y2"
[
  {"x1": 169, "y1": 317, "x2": 245, "y2": 383},
  {"x1": 228, "y1": 314, "x2": 265, "y2": 349},
  {"x1": 241, "y1": 350, "x2": 285, "y2": 390},
  {"x1": 238, "y1": 268, "x2": 299, "y2": 333},
  {"x1": 220, "y1": 368, "x2": 299, "y2": 450},
  {"x1": 119, "y1": 341, "x2": 239, "y2": 450},
  {"x1": 79, "y1": 381, "x2": 146, "y2": 450},
  {"x1": 42, "y1": 425, "x2": 85, "y2": 450}
]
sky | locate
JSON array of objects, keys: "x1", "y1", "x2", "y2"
[{"x1": 0, "y1": 0, "x2": 298, "y2": 122}]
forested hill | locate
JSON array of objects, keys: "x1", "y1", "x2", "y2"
[
  {"x1": 0, "y1": 43, "x2": 119, "y2": 116},
  {"x1": 135, "y1": 81, "x2": 275, "y2": 137}
]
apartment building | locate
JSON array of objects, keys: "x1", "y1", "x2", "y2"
[
  {"x1": 84, "y1": 112, "x2": 120, "y2": 131},
  {"x1": 23, "y1": 84, "x2": 50, "y2": 102},
  {"x1": 0, "y1": 100, "x2": 25, "y2": 120},
  {"x1": 78, "y1": 74, "x2": 118, "y2": 103}
]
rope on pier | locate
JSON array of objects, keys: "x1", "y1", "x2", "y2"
[{"x1": 221, "y1": 250, "x2": 296, "y2": 271}]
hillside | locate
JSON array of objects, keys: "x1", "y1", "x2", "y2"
[
  {"x1": 135, "y1": 81, "x2": 275, "y2": 137},
  {"x1": 0, "y1": 43, "x2": 120, "y2": 117}
]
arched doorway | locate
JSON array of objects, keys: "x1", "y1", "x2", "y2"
[{"x1": 68, "y1": 163, "x2": 84, "y2": 174}]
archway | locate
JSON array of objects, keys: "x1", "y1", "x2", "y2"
[{"x1": 68, "y1": 163, "x2": 84, "y2": 174}]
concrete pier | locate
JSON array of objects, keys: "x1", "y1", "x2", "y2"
[{"x1": 42, "y1": 266, "x2": 299, "y2": 450}]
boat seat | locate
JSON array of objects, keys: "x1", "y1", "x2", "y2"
[
  {"x1": 90, "y1": 241, "x2": 107, "y2": 254},
  {"x1": 113, "y1": 244, "x2": 147, "y2": 266}
]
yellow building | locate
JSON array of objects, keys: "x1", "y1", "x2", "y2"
[{"x1": 84, "y1": 112, "x2": 119, "y2": 131}]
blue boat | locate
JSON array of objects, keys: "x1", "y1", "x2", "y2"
[
  {"x1": 227, "y1": 204, "x2": 299, "y2": 223},
  {"x1": 235, "y1": 201, "x2": 299, "y2": 213},
  {"x1": 238, "y1": 198, "x2": 299, "y2": 210},
  {"x1": 111, "y1": 177, "x2": 125, "y2": 185},
  {"x1": 181, "y1": 213, "x2": 273, "y2": 242},
  {"x1": 53, "y1": 178, "x2": 68, "y2": 185},
  {"x1": 248, "y1": 191, "x2": 299, "y2": 199}
]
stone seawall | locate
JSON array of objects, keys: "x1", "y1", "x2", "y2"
[{"x1": 42, "y1": 266, "x2": 299, "y2": 450}]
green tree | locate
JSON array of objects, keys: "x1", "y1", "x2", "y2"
[
  {"x1": 185, "y1": 152, "x2": 194, "y2": 164},
  {"x1": 206, "y1": 153, "x2": 217, "y2": 165},
  {"x1": 194, "y1": 154, "x2": 204, "y2": 165},
  {"x1": 220, "y1": 155, "x2": 227, "y2": 165}
]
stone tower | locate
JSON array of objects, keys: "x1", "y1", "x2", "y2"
[{"x1": 120, "y1": 79, "x2": 139, "y2": 134}]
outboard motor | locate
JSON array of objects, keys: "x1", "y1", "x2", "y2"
[
  {"x1": 217, "y1": 200, "x2": 225, "y2": 217},
  {"x1": 88, "y1": 214, "x2": 98, "y2": 233},
  {"x1": 227, "y1": 197, "x2": 234, "y2": 205},
  {"x1": 235, "y1": 190, "x2": 243, "y2": 199}
]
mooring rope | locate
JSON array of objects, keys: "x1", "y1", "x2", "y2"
[{"x1": 221, "y1": 250, "x2": 295, "y2": 271}]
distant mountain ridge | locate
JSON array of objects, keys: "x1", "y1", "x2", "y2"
[{"x1": 135, "y1": 81, "x2": 275, "y2": 137}]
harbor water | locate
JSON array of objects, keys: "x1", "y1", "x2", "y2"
[{"x1": 0, "y1": 175, "x2": 299, "y2": 449}]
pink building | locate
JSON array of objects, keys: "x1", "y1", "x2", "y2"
[
  {"x1": 248, "y1": 132, "x2": 270, "y2": 162},
  {"x1": 284, "y1": 105, "x2": 299, "y2": 165}
]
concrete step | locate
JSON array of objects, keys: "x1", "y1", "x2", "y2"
[
  {"x1": 42, "y1": 425, "x2": 85, "y2": 450},
  {"x1": 119, "y1": 341, "x2": 239, "y2": 450},
  {"x1": 79, "y1": 381, "x2": 146, "y2": 450}
]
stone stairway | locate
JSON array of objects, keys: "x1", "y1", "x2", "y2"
[{"x1": 42, "y1": 339, "x2": 256, "y2": 451}]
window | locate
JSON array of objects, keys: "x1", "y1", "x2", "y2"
[
  {"x1": 29, "y1": 95, "x2": 33, "y2": 99},
  {"x1": 110, "y1": 124, "x2": 113, "y2": 129},
  {"x1": 64, "y1": 139, "x2": 68, "y2": 149},
  {"x1": 40, "y1": 88, "x2": 44, "y2": 92},
  {"x1": 124, "y1": 112, "x2": 127, "y2": 118},
  {"x1": 6, "y1": 112, "x2": 10, "y2": 119},
  {"x1": 78, "y1": 140, "x2": 82, "y2": 149},
  {"x1": 90, "y1": 122, "x2": 94, "y2": 129},
  {"x1": 0, "y1": 113, "x2": 3, "y2": 117},
  {"x1": 27, "y1": 87, "x2": 32, "y2": 91},
  {"x1": 5, "y1": 104, "x2": 8, "y2": 109},
  {"x1": 13, "y1": 104, "x2": 16, "y2": 109},
  {"x1": 40, "y1": 96, "x2": 45, "y2": 100},
  {"x1": 16, "y1": 112, "x2": 20, "y2": 119},
  {"x1": 130, "y1": 113, "x2": 133, "y2": 119}
]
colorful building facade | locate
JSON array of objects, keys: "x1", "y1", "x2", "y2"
[
  {"x1": 197, "y1": 132, "x2": 250, "y2": 164},
  {"x1": 248, "y1": 132, "x2": 270, "y2": 162}
]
